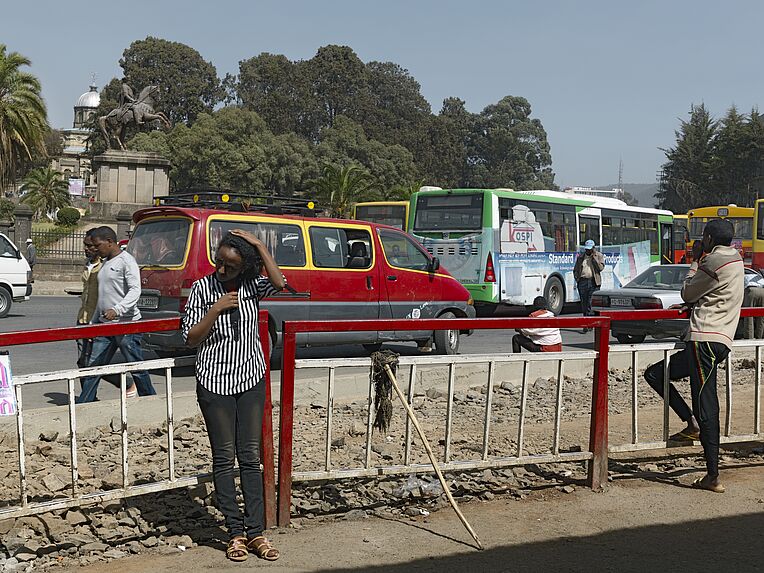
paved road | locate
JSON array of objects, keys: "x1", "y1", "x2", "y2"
[{"x1": 1, "y1": 296, "x2": 600, "y2": 410}]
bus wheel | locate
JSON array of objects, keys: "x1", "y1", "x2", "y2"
[
  {"x1": 434, "y1": 311, "x2": 460, "y2": 355},
  {"x1": 544, "y1": 277, "x2": 565, "y2": 315}
]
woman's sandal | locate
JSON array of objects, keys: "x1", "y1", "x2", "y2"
[
  {"x1": 226, "y1": 536, "x2": 249, "y2": 562},
  {"x1": 247, "y1": 536, "x2": 280, "y2": 561}
]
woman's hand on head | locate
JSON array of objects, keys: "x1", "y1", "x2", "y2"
[{"x1": 230, "y1": 229, "x2": 264, "y2": 249}]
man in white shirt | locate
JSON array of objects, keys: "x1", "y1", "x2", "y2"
[{"x1": 512, "y1": 297, "x2": 563, "y2": 353}]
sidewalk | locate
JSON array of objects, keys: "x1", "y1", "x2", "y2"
[
  {"x1": 60, "y1": 464, "x2": 764, "y2": 573},
  {"x1": 31, "y1": 280, "x2": 81, "y2": 296}
]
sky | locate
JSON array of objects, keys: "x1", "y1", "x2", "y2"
[{"x1": 4, "y1": 0, "x2": 764, "y2": 188}]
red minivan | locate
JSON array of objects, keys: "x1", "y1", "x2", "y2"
[{"x1": 130, "y1": 195, "x2": 475, "y2": 355}]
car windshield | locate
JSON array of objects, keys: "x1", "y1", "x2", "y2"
[
  {"x1": 128, "y1": 218, "x2": 191, "y2": 267},
  {"x1": 625, "y1": 266, "x2": 688, "y2": 290}
]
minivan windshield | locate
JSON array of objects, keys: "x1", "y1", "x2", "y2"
[{"x1": 128, "y1": 218, "x2": 191, "y2": 267}]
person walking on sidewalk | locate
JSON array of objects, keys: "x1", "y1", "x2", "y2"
[
  {"x1": 512, "y1": 296, "x2": 563, "y2": 353},
  {"x1": 573, "y1": 239, "x2": 604, "y2": 332},
  {"x1": 76, "y1": 226, "x2": 155, "y2": 403},
  {"x1": 25, "y1": 238, "x2": 36, "y2": 279},
  {"x1": 643, "y1": 220, "x2": 744, "y2": 493},
  {"x1": 183, "y1": 230, "x2": 285, "y2": 563}
]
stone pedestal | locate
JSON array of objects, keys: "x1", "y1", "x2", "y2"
[{"x1": 92, "y1": 151, "x2": 170, "y2": 218}]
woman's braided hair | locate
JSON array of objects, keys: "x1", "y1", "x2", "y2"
[{"x1": 218, "y1": 232, "x2": 263, "y2": 280}]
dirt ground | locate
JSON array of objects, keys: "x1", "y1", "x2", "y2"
[{"x1": 60, "y1": 463, "x2": 764, "y2": 573}]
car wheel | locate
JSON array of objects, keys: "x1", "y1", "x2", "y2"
[
  {"x1": 615, "y1": 334, "x2": 646, "y2": 344},
  {"x1": 433, "y1": 311, "x2": 459, "y2": 355},
  {"x1": 543, "y1": 276, "x2": 565, "y2": 316},
  {"x1": 363, "y1": 343, "x2": 383, "y2": 353},
  {"x1": 0, "y1": 287, "x2": 11, "y2": 319}
]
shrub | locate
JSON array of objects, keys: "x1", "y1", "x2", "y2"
[
  {"x1": 0, "y1": 198, "x2": 15, "y2": 222},
  {"x1": 56, "y1": 206, "x2": 81, "y2": 227}
]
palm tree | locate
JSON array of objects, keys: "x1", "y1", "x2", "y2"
[
  {"x1": 313, "y1": 163, "x2": 375, "y2": 218},
  {"x1": 20, "y1": 167, "x2": 70, "y2": 219},
  {"x1": 0, "y1": 45, "x2": 48, "y2": 190}
]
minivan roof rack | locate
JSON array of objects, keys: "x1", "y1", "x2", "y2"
[{"x1": 152, "y1": 191, "x2": 321, "y2": 216}]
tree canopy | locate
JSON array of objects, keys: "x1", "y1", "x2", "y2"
[
  {"x1": 94, "y1": 40, "x2": 558, "y2": 201},
  {"x1": 0, "y1": 44, "x2": 48, "y2": 190},
  {"x1": 657, "y1": 103, "x2": 764, "y2": 210}
]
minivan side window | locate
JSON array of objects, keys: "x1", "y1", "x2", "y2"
[
  {"x1": 309, "y1": 226, "x2": 372, "y2": 269},
  {"x1": 210, "y1": 221, "x2": 306, "y2": 267},
  {"x1": 379, "y1": 229, "x2": 430, "y2": 271},
  {"x1": 0, "y1": 236, "x2": 17, "y2": 258}
]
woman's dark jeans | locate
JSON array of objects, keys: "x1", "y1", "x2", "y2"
[{"x1": 197, "y1": 380, "x2": 265, "y2": 538}]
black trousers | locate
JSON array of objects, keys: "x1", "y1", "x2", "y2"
[
  {"x1": 197, "y1": 380, "x2": 266, "y2": 538},
  {"x1": 577, "y1": 278, "x2": 599, "y2": 317},
  {"x1": 644, "y1": 342, "x2": 728, "y2": 477},
  {"x1": 512, "y1": 333, "x2": 542, "y2": 353}
]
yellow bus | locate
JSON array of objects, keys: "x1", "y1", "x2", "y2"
[
  {"x1": 353, "y1": 201, "x2": 409, "y2": 231},
  {"x1": 672, "y1": 213, "x2": 688, "y2": 263},
  {"x1": 687, "y1": 205, "x2": 753, "y2": 265}
]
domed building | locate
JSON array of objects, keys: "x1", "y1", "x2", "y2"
[{"x1": 51, "y1": 82, "x2": 100, "y2": 195}]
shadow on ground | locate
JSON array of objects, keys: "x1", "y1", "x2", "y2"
[{"x1": 313, "y1": 511, "x2": 764, "y2": 573}]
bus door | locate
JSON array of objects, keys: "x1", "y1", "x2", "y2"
[{"x1": 577, "y1": 209, "x2": 602, "y2": 248}]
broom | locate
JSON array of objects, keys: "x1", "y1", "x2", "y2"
[{"x1": 370, "y1": 351, "x2": 484, "y2": 550}]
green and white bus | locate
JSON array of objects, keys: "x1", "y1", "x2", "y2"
[{"x1": 409, "y1": 188, "x2": 675, "y2": 315}]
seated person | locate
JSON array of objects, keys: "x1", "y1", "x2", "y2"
[{"x1": 512, "y1": 296, "x2": 563, "y2": 353}]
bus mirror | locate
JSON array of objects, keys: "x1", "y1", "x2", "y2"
[{"x1": 429, "y1": 256, "x2": 440, "y2": 272}]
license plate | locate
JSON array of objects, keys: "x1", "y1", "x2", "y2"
[
  {"x1": 138, "y1": 296, "x2": 159, "y2": 310},
  {"x1": 610, "y1": 297, "x2": 632, "y2": 307}
]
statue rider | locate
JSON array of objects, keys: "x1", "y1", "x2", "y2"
[{"x1": 119, "y1": 78, "x2": 143, "y2": 126}]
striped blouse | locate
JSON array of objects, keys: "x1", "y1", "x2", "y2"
[{"x1": 182, "y1": 273, "x2": 279, "y2": 395}]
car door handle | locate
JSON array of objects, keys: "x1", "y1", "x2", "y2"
[
  {"x1": 366, "y1": 276, "x2": 374, "y2": 290},
  {"x1": 387, "y1": 275, "x2": 397, "y2": 281}
]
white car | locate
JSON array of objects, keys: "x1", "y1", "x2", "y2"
[
  {"x1": 592, "y1": 264, "x2": 763, "y2": 344},
  {"x1": 0, "y1": 233, "x2": 33, "y2": 318}
]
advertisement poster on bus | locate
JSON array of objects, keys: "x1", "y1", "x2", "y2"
[
  {"x1": 495, "y1": 240, "x2": 652, "y2": 303},
  {"x1": 0, "y1": 353, "x2": 17, "y2": 416}
]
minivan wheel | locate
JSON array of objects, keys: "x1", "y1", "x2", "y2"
[
  {"x1": 0, "y1": 287, "x2": 12, "y2": 318},
  {"x1": 543, "y1": 276, "x2": 565, "y2": 315},
  {"x1": 433, "y1": 311, "x2": 459, "y2": 355},
  {"x1": 615, "y1": 333, "x2": 646, "y2": 344}
]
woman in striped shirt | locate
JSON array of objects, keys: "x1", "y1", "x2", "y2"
[{"x1": 182, "y1": 229, "x2": 285, "y2": 562}]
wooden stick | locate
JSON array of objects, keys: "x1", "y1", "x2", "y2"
[{"x1": 383, "y1": 364, "x2": 484, "y2": 550}]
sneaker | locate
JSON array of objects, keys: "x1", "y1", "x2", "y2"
[{"x1": 125, "y1": 385, "x2": 138, "y2": 398}]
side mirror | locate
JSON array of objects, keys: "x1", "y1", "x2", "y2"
[{"x1": 429, "y1": 256, "x2": 440, "y2": 272}]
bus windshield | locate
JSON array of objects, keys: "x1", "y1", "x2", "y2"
[
  {"x1": 413, "y1": 193, "x2": 483, "y2": 231},
  {"x1": 689, "y1": 217, "x2": 752, "y2": 240},
  {"x1": 355, "y1": 204, "x2": 407, "y2": 230}
]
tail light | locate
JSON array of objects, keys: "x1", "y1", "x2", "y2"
[
  {"x1": 591, "y1": 294, "x2": 608, "y2": 307},
  {"x1": 484, "y1": 253, "x2": 496, "y2": 283},
  {"x1": 634, "y1": 297, "x2": 663, "y2": 310}
]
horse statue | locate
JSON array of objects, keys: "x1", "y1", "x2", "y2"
[{"x1": 98, "y1": 85, "x2": 171, "y2": 150}]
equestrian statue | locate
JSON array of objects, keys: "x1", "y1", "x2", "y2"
[{"x1": 98, "y1": 81, "x2": 171, "y2": 150}]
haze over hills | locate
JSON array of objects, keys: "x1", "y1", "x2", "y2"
[{"x1": 600, "y1": 183, "x2": 660, "y2": 208}]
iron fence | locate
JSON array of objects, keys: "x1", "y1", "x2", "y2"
[{"x1": 31, "y1": 229, "x2": 87, "y2": 260}]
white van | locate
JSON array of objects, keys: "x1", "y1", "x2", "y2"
[{"x1": 0, "y1": 233, "x2": 32, "y2": 318}]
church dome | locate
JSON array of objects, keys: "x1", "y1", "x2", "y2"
[{"x1": 75, "y1": 84, "x2": 100, "y2": 109}]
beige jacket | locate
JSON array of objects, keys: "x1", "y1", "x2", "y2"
[
  {"x1": 682, "y1": 245, "x2": 744, "y2": 348},
  {"x1": 77, "y1": 258, "x2": 104, "y2": 324}
]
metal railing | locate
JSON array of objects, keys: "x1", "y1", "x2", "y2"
[
  {"x1": 31, "y1": 229, "x2": 87, "y2": 259},
  {"x1": 602, "y1": 308, "x2": 764, "y2": 454},
  {"x1": 0, "y1": 314, "x2": 277, "y2": 526},
  {"x1": 277, "y1": 315, "x2": 611, "y2": 527}
]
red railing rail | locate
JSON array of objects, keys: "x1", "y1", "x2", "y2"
[
  {"x1": 277, "y1": 316, "x2": 611, "y2": 526},
  {"x1": 600, "y1": 306, "x2": 764, "y2": 321},
  {"x1": 0, "y1": 312, "x2": 277, "y2": 528}
]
